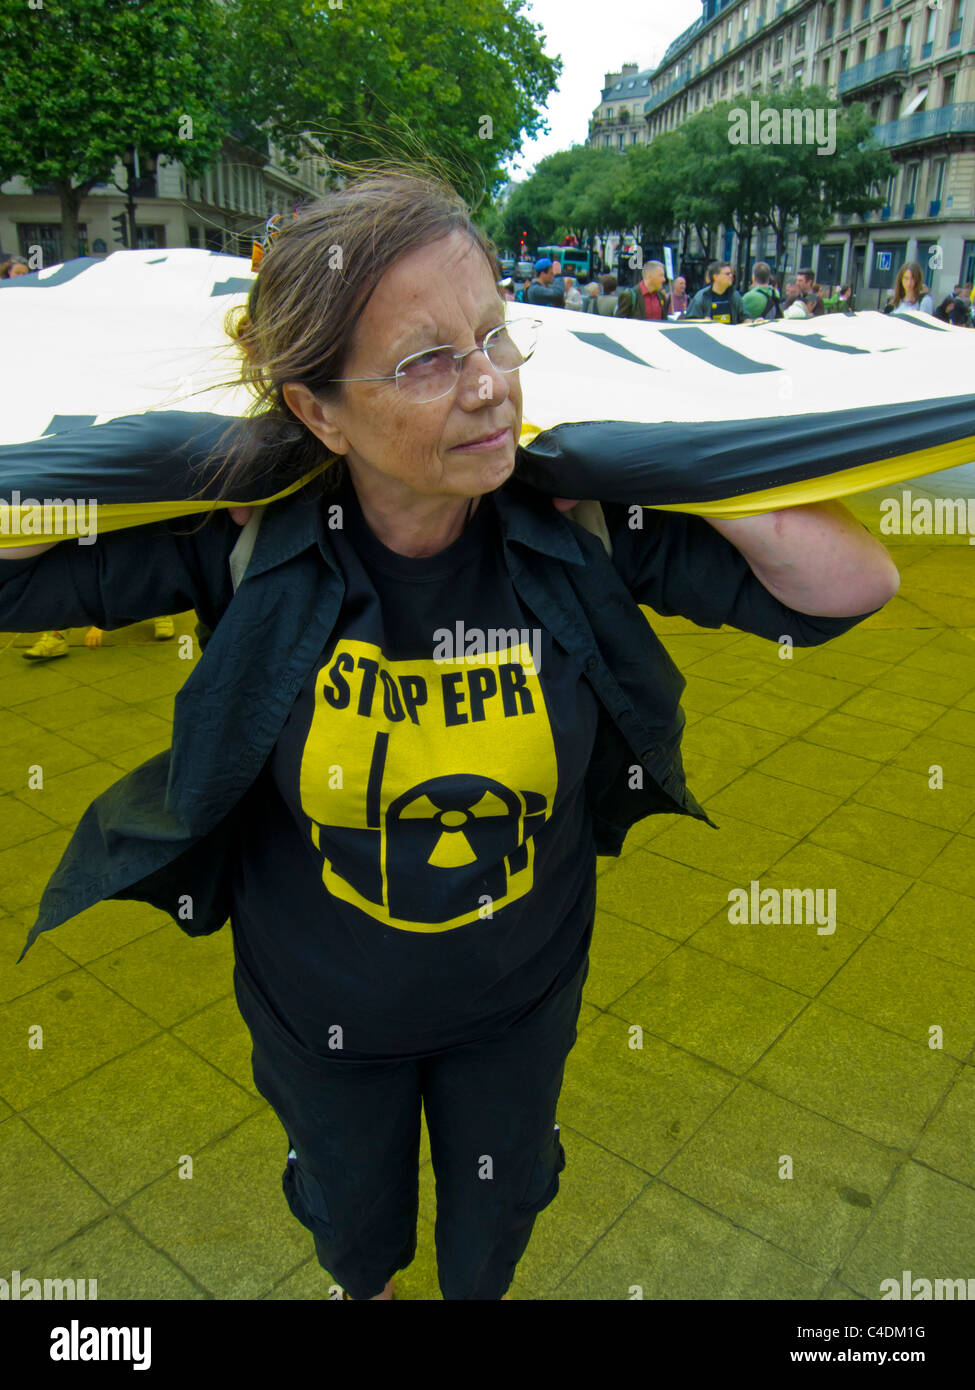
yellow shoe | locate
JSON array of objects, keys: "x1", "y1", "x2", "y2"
[
  {"x1": 153, "y1": 616, "x2": 175, "y2": 640},
  {"x1": 23, "y1": 631, "x2": 69, "y2": 661}
]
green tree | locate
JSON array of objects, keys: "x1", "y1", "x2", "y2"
[
  {"x1": 0, "y1": 0, "x2": 232, "y2": 261},
  {"x1": 225, "y1": 0, "x2": 561, "y2": 207}
]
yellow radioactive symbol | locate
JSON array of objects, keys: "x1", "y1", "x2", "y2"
[{"x1": 399, "y1": 789, "x2": 512, "y2": 868}]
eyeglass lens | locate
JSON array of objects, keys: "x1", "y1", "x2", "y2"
[{"x1": 396, "y1": 322, "x2": 536, "y2": 401}]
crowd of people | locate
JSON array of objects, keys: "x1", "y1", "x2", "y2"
[{"x1": 500, "y1": 252, "x2": 974, "y2": 328}]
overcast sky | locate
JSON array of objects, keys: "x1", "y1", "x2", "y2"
[{"x1": 506, "y1": 0, "x2": 703, "y2": 178}]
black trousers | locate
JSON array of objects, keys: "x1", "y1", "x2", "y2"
[{"x1": 233, "y1": 946, "x2": 590, "y2": 1300}]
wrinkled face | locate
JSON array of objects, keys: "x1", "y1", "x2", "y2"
[{"x1": 304, "y1": 231, "x2": 523, "y2": 502}]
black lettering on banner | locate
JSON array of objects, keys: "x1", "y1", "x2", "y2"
[
  {"x1": 322, "y1": 651, "x2": 354, "y2": 708},
  {"x1": 657, "y1": 326, "x2": 777, "y2": 375},
  {"x1": 498, "y1": 662, "x2": 534, "y2": 716}
]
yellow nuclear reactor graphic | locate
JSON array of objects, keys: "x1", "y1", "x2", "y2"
[{"x1": 297, "y1": 639, "x2": 558, "y2": 932}]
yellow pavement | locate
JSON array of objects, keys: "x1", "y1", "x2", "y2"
[{"x1": 1, "y1": 475, "x2": 973, "y2": 1300}]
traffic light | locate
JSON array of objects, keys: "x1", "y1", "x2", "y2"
[{"x1": 111, "y1": 211, "x2": 128, "y2": 247}]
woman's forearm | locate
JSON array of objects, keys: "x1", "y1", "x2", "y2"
[{"x1": 705, "y1": 500, "x2": 900, "y2": 617}]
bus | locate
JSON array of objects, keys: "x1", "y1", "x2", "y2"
[{"x1": 536, "y1": 245, "x2": 591, "y2": 284}]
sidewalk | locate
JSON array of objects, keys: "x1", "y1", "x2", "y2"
[{"x1": 0, "y1": 475, "x2": 973, "y2": 1301}]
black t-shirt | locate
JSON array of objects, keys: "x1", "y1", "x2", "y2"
[
  {"x1": 230, "y1": 478, "x2": 599, "y2": 1057},
  {"x1": 701, "y1": 289, "x2": 737, "y2": 323}
]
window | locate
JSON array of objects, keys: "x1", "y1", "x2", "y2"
[
  {"x1": 133, "y1": 224, "x2": 166, "y2": 249},
  {"x1": 877, "y1": 29, "x2": 887, "y2": 53},
  {"x1": 826, "y1": 4, "x2": 835, "y2": 39},
  {"x1": 858, "y1": 40, "x2": 867, "y2": 63},
  {"x1": 722, "y1": 68, "x2": 729, "y2": 91},
  {"x1": 605, "y1": 136, "x2": 611, "y2": 147},
  {"x1": 861, "y1": 0, "x2": 870, "y2": 19},
  {"x1": 606, "y1": 106, "x2": 614, "y2": 118},
  {"x1": 839, "y1": 49, "x2": 848, "y2": 72},
  {"x1": 796, "y1": 20, "x2": 806, "y2": 48},
  {"x1": 794, "y1": 63, "x2": 805, "y2": 82},
  {"x1": 943, "y1": 74, "x2": 956, "y2": 106},
  {"x1": 923, "y1": 8, "x2": 937, "y2": 56},
  {"x1": 739, "y1": 59, "x2": 746, "y2": 80},
  {"x1": 754, "y1": 48, "x2": 763, "y2": 71},
  {"x1": 618, "y1": 133, "x2": 624, "y2": 148},
  {"x1": 885, "y1": 171, "x2": 897, "y2": 205},
  {"x1": 842, "y1": 1, "x2": 851, "y2": 31},
  {"x1": 949, "y1": 0, "x2": 964, "y2": 44},
  {"x1": 905, "y1": 164, "x2": 919, "y2": 203},
  {"x1": 822, "y1": 57, "x2": 831, "y2": 84},
  {"x1": 902, "y1": 18, "x2": 911, "y2": 49},
  {"x1": 187, "y1": 226, "x2": 199, "y2": 248},
  {"x1": 774, "y1": 33, "x2": 784, "y2": 61},
  {"x1": 928, "y1": 159, "x2": 946, "y2": 205}
]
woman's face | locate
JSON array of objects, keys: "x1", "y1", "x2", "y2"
[
  {"x1": 902, "y1": 268, "x2": 915, "y2": 294},
  {"x1": 286, "y1": 230, "x2": 522, "y2": 504}
]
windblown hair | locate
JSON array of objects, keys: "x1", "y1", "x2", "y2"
[{"x1": 189, "y1": 161, "x2": 500, "y2": 507}]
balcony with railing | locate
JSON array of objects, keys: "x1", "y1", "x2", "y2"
[
  {"x1": 870, "y1": 102, "x2": 975, "y2": 147},
  {"x1": 837, "y1": 44, "x2": 910, "y2": 95},
  {"x1": 643, "y1": 70, "x2": 691, "y2": 114}
]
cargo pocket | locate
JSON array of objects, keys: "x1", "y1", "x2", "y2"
[
  {"x1": 515, "y1": 1123, "x2": 566, "y2": 1215},
  {"x1": 282, "y1": 1148, "x2": 336, "y2": 1241}
]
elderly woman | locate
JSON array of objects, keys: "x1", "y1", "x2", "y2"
[{"x1": 1, "y1": 169, "x2": 899, "y2": 1302}]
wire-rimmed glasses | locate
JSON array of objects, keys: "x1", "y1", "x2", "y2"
[{"x1": 328, "y1": 318, "x2": 541, "y2": 404}]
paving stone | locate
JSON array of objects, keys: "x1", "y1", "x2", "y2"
[
  {"x1": 809, "y1": 804, "x2": 951, "y2": 877},
  {"x1": 0, "y1": 732, "x2": 96, "y2": 795},
  {"x1": 760, "y1": 669, "x2": 864, "y2": 711},
  {"x1": 119, "y1": 1109, "x2": 328, "y2": 1299},
  {"x1": 610, "y1": 944, "x2": 807, "y2": 1074},
  {"x1": 837, "y1": 1163, "x2": 975, "y2": 1299},
  {"x1": 874, "y1": 880, "x2": 975, "y2": 973},
  {"x1": 689, "y1": 900, "x2": 867, "y2": 997},
  {"x1": 920, "y1": 832, "x2": 975, "y2": 899},
  {"x1": 912, "y1": 1066, "x2": 975, "y2": 1189},
  {"x1": 558, "y1": 1010, "x2": 736, "y2": 1175},
  {"x1": 708, "y1": 689, "x2": 824, "y2": 737},
  {"x1": 801, "y1": 710, "x2": 917, "y2": 762},
  {"x1": 12, "y1": 760, "x2": 129, "y2": 827},
  {"x1": 0, "y1": 1118, "x2": 110, "y2": 1271},
  {"x1": 0, "y1": 827, "x2": 72, "y2": 915},
  {"x1": 64, "y1": 708, "x2": 172, "y2": 757},
  {"x1": 0, "y1": 793, "x2": 62, "y2": 852},
  {"x1": 749, "y1": 1002, "x2": 958, "y2": 1149},
  {"x1": 556, "y1": 1179, "x2": 824, "y2": 1299},
  {"x1": 23, "y1": 1033, "x2": 261, "y2": 1205},
  {"x1": 659, "y1": 1081, "x2": 907, "y2": 1268},
  {"x1": 838, "y1": 687, "x2": 946, "y2": 733},
  {"x1": 0, "y1": 967, "x2": 159, "y2": 1111},
  {"x1": 14, "y1": 685, "x2": 125, "y2": 733},
  {"x1": 679, "y1": 676, "x2": 744, "y2": 715},
  {"x1": 869, "y1": 662, "x2": 975, "y2": 707},
  {"x1": 820, "y1": 935, "x2": 975, "y2": 1060},
  {"x1": 586, "y1": 908, "x2": 677, "y2": 1010},
  {"x1": 763, "y1": 841, "x2": 913, "y2": 934},
  {"x1": 852, "y1": 762, "x2": 975, "y2": 833},
  {"x1": 649, "y1": 811, "x2": 795, "y2": 882},
  {"x1": 679, "y1": 714, "x2": 788, "y2": 768},
  {"x1": 85, "y1": 925, "x2": 235, "y2": 1029},
  {"x1": 923, "y1": 707, "x2": 975, "y2": 749},
  {"x1": 20, "y1": 1214, "x2": 205, "y2": 1299},
  {"x1": 596, "y1": 850, "x2": 737, "y2": 941},
  {"x1": 704, "y1": 769, "x2": 841, "y2": 837},
  {"x1": 891, "y1": 732, "x2": 975, "y2": 789}
]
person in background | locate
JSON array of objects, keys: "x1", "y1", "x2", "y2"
[
  {"x1": 582, "y1": 281, "x2": 600, "y2": 313},
  {"x1": 747, "y1": 262, "x2": 782, "y2": 320},
  {"x1": 804, "y1": 291, "x2": 826, "y2": 318},
  {"x1": 633, "y1": 261, "x2": 670, "y2": 322},
  {"x1": 0, "y1": 256, "x2": 31, "y2": 278},
  {"x1": 795, "y1": 267, "x2": 816, "y2": 298},
  {"x1": 783, "y1": 295, "x2": 810, "y2": 320},
  {"x1": 23, "y1": 617, "x2": 176, "y2": 661},
  {"x1": 668, "y1": 276, "x2": 689, "y2": 319},
  {"x1": 596, "y1": 273, "x2": 619, "y2": 316},
  {"x1": 525, "y1": 258, "x2": 564, "y2": 309},
  {"x1": 684, "y1": 261, "x2": 743, "y2": 324},
  {"x1": 891, "y1": 261, "x2": 935, "y2": 316},
  {"x1": 515, "y1": 277, "x2": 532, "y2": 304},
  {"x1": 934, "y1": 295, "x2": 972, "y2": 327},
  {"x1": 562, "y1": 276, "x2": 584, "y2": 311}
]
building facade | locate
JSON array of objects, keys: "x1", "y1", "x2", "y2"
[
  {"x1": 0, "y1": 134, "x2": 331, "y2": 267},
  {"x1": 590, "y1": 0, "x2": 975, "y2": 303}
]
